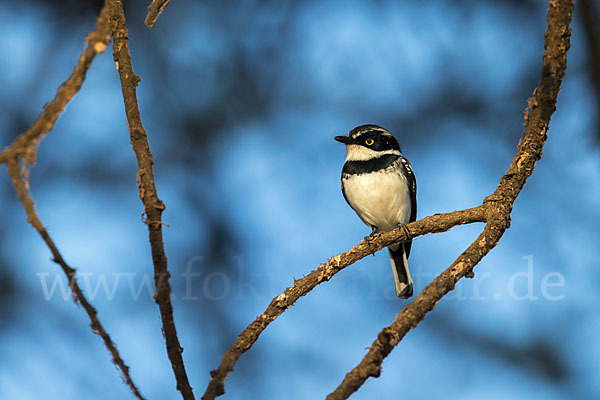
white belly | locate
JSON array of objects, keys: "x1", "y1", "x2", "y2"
[{"x1": 343, "y1": 170, "x2": 411, "y2": 232}]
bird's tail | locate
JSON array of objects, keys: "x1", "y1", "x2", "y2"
[{"x1": 388, "y1": 243, "x2": 413, "y2": 299}]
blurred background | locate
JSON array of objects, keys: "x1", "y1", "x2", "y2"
[{"x1": 0, "y1": 0, "x2": 599, "y2": 399}]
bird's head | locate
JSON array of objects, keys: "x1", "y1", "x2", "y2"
[{"x1": 334, "y1": 124, "x2": 401, "y2": 161}]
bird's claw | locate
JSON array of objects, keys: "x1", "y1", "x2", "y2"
[
  {"x1": 363, "y1": 227, "x2": 378, "y2": 255},
  {"x1": 397, "y1": 223, "x2": 411, "y2": 240}
]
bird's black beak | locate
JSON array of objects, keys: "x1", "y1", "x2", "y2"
[{"x1": 334, "y1": 135, "x2": 352, "y2": 144}]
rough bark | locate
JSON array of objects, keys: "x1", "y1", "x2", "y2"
[{"x1": 108, "y1": 0, "x2": 195, "y2": 398}]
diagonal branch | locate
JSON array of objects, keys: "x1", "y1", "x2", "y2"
[
  {"x1": 202, "y1": 0, "x2": 574, "y2": 398},
  {"x1": 107, "y1": 1, "x2": 195, "y2": 399},
  {"x1": 145, "y1": 0, "x2": 172, "y2": 28},
  {"x1": 326, "y1": 226, "x2": 495, "y2": 399},
  {"x1": 201, "y1": 206, "x2": 487, "y2": 400},
  {"x1": 7, "y1": 159, "x2": 146, "y2": 400},
  {"x1": 1, "y1": 3, "x2": 144, "y2": 398},
  {"x1": 0, "y1": 4, "x2": 111, "y2": 165},
  {"x1": 327, "y1": 0, "x2": 574, "y2": 398}
]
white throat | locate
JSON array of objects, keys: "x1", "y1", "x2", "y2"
[{"x1": 345, "y1": 145, "x2": 401, "y2": 161}]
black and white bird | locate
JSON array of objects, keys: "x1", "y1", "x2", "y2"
[{"x1": 334, "y1": 124, "x2": 417, "y2": 299}]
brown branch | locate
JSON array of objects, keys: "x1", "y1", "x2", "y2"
[
  {"x1": 0, "y1": 4, "x2": 111, "y2": 165},
  {"x1": 202, "y1": 0, "x2": 574, "y2": 398},
  {"x1": 107, "y1": 1, "x2": 195, "y2": 399},
  {"x1": 145, "y1": 0, "x2": 171, "y2": 28},
  {"x1": 0, "y1": 3, "x2": 144, "y2": 397},
  {"x1": 200, "y1": 206, "x2": 487, "y2": 400},
  {"x1": 326, "y1": 226, "x2": 495, "y2": 400},
  {"x1": 327, "y1": 0, "x2": 574, "y2": 398},
  {"x1": 6, "y1": 159, "x2": 146, "y2": 400}
]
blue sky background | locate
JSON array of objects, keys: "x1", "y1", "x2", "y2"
[{"x1": 1, "y1": 0, "x2": 599, "y2": 399}]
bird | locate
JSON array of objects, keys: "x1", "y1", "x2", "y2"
[{"x1": 334, "y1": 124, "x2": 417, "y2": 299}]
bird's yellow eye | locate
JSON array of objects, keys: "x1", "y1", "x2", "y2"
[{"x1": 365, "y1": 138, "x2": 374, "y2": 145}]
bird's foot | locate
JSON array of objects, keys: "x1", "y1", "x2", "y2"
[
  {"x1": 397, "y1": 223, "x2": 411, "y2": 240},
  {"x1": 363, "y1": 227, "x2": 378, "y2": 255}
]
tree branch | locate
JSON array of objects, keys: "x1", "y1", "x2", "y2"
[
  {"x1": 202, "y1": 0, "x2": 574, "y2": 398},
  {"x1": 201, "y1": 206, "x2": 486, "y2": 400},
  {"x1": 107, "y1": 1, "x2": 195, "y2": 399},
  {"x1": 0, "y1": 4, "x2": 111, "y2": 165},
  {"x1": 0, "y1": 3, "x2": 145, "y2": 397},
  {"x1": 145, "y1": 0, "x2": 171, "y2": 28},
  {"x1": 6, "y1": 159, "x2": 146, "y2": 400},
  {"x1": 327, "y1": 0, "x2": 574, "y2": 398}
]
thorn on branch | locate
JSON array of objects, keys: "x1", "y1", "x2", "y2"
[
  {"x1": 142, "y1": 211, "x2": 169, "y2": 227},
  {"x1": 146, "y1": 219, "x2": 170, "y2": 228}
]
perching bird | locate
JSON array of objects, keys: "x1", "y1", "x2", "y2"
[{"x1": 334, "y1": 124, "x2": 417, "y2": 298}]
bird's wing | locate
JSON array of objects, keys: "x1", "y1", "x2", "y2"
[{"x1": 398, "y1": 156, "x2": 417, "y2": 257}]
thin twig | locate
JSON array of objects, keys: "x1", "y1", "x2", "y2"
[
  {"x1": 327, "y1": 0, "x2": 574, "y2": 398},
  {"x1": 0, "y1": 4, "x2": 111, "y2": 165},
  {"x1": 1, "y1": 3, "x2": 143, "y2": 397},
  {"x1": 145, "y1": 0, "x2": 171, "y2": 28},
  {"x1": 6, "y1": 159, "x2": 146, "y2": 400},
  {"x1": 107, "y1": 1, "x2": 195, "y2": 399},
  {"x1": 200, "y1": 206, "x2": 487, "y2": 400}
]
